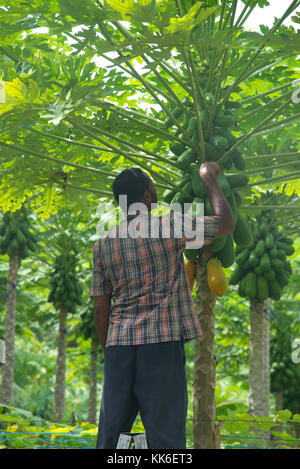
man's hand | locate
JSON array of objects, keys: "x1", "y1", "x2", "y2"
[
  {"x1": 199, "y1": 162, "x2": 220, "y2": 182},
  {"x1": 94, "y1": 295, "x2": 111, "y2": 356},
  {"x1": 198, "y1": 161, "x2": 235, "y2": 238}
]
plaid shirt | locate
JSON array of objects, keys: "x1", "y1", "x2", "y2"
[{"x1": 89, "y1": 211, "x2": 219, "y2": 347}]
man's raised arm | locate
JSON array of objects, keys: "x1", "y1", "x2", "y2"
[{"x1": 199, "y1": 162, "x2": 235, "y2": 238}]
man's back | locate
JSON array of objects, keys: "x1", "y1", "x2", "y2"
[{"x1": 90, "y1": 211, "x2": 214, "y2": 346}]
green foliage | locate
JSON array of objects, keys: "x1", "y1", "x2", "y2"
[
  {"x1": 0, "y1": 205, "x2": 37, "y2": 258},
  {"x1": 229, "y1": 192, "x2": 296, "y2": 300},
  {"x1": 270, "y1": 310, "x2": 300, "y2": 413},
  {"x1": 48, "y1": 249, "x2": 82, "y2": 314}
]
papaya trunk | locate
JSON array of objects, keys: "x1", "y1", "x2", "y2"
[
  {"x1": 0, "y1": 254, "x2": 20, "y2": 406},
  {"x1": 54, "y1": 305, "x2": 68, "y2": 422},
  {"x1": 193, "y1": 250, "x2": 217, "y2": 449},
  {"x1": 88, "y1": 337, "x2": 99, "y2": 424},
  {"x1": 274, "y1": 390, "x2": 283, "y2": 412},
  {"x1": 249, "y1": 298, "x2": 270, "y2": 417}
]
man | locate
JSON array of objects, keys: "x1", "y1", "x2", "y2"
[{"x1": 89, "y1": 161, "x2": 234, "y2": 449}]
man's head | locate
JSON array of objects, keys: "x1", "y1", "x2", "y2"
[{"x1": 112, "y1": 167, "x2": 157, "y2": 213}]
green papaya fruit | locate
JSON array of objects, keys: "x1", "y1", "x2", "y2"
[
  {"x1": 245, "y1": 272, "x2": 257, "y2": 299},
  {"x1": 257, "y1": 276, "x2": 269, "y2": 301},
  {"x1": 217, "y1": 233, "x2": 235, "y2": 268},
  {"x1": 209, "y1": 235, "x2": 226, "y2": 253},
  {"x1": 233, "y1": 213, "x2": 252, "y2": 247}
]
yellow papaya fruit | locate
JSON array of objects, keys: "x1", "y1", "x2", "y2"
[
  {"x1": 184, "y1": 258, "x2": 196, "y2": 291},
  {"x1": 207, "y1": 258, "x2": 228, "y2": 296}
]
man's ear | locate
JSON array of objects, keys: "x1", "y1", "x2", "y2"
[{"x1": 141, "y1": 189, "x2": 151, "y2": 207}]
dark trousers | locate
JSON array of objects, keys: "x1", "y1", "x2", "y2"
[{"x1": 96, "y1": 338, "x2": 188, "y2": 449}]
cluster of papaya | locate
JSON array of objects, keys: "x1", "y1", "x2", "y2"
[
  {"x1": 270, "y1": 336, "x2": 299, "y2": 393},
  {"x1": 0, "y1": 206, "x2": 37, "y2": 258},
  {"x1": 229, "y1": 210, "x2": 294, "y2": 301},
  {"x1": 48, "y1": 253, "x2": 83, "y2": 314},
  {"x1": 162, "y1": 92, "x2": 252, "y2": 270}
]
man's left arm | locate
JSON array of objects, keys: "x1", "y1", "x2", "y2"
[
  {"x1": 94, "y1": 294, "x2": 112, "y2": 356},
  {"x1": 90, "y1": 241, "x2": 113, "y2": 357}
]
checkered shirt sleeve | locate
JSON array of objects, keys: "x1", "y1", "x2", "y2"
[{"x1": 89, "y1": 240, "x2": 112, "y2": 297}]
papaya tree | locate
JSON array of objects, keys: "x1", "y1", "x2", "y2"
[
  {"x1": 47, "y1": 235, "x2": 83, "y2": 422},
  {"x1": 270, "y1": 311, "x2": 300, "y2": 413},
  {"x1": 0, "y1": 206, "x2": 37, "y2": 405},
  {"x1": 229, "y1": 191, "x2": 298, "y2": 416},
  {"x1": 1, "y1": 0, "x2": 300, "y2": 448},
  {"x1": 76, "y1": 299, "x2": 102, "y2": 425}
]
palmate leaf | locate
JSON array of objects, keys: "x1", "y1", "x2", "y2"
[
  {"x1": 0, "y1": 78, "x2": 41, "y2": 116},
  {"x1": 164, "y1": 3, "x2": 217, "y2": 34},
  {"x1": 30, "y1": 183, "x2": 65, "y2": 221},
  {"x1": 104, "y1": 0, "x2": 167, "y2": 23}
]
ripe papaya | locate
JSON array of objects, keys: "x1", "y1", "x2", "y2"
[
  {"x1": 207, "y1": 258, "x2": 228, "y2": 297},
  {"x1": 184, "y1": 258, "x2": 196, "y2": 291}
]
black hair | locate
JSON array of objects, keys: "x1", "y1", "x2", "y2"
[{"x1": 112, "y1": 167, "x2": 151, "y2": 211}]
